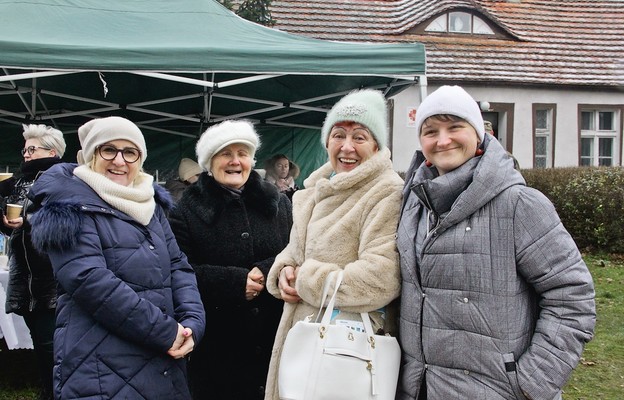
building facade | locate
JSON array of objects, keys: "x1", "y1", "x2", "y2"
[{"x1": 268, "y1": 0, "x2": 624, "y2": 171}]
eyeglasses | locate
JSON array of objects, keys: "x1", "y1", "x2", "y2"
[
  {"x1": 97, "y1": 145, "x2": 141, "y2": 163},
  {"x1": 21, "y1": 146, "x2": 51, "y2": 156}
]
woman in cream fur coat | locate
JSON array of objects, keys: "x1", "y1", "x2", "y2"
[{"x1": 265, "y1": 89, "x2": 403, "y2": 399}]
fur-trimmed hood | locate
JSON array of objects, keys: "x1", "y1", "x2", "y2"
[{"x1": 29, "y1": 163, "x2": 174, "y2": 252}]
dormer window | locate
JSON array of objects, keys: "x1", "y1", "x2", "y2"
[{"x1": 425, "y1": 11, "x2": 494, "y2": 35}]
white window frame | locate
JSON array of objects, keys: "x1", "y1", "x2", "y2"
[
  {"x1": 425, "y1": 12, "x2": 494, "y2": 35},
  {"x1": 534, "y1": 108, "x2": 553, "y2": 168},
  {"x1": 580, "y1": 109, "x2": 620, "y2": 166}
]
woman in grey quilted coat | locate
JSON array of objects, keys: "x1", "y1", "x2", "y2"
[{"x1": 397, "y1": 86, "x2": 595, "y2": 400}]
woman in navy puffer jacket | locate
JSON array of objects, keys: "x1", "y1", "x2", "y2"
[{"x1": 28, "y1": 116, "x2": 206, "y2": 400}]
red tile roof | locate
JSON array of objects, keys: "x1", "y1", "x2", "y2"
[{"x1": 266, "y1": 0, "x2": 624, "y2": 87}]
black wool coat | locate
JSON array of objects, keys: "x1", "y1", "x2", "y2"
[
  {"x1": 169, "y1": 171, "x2": 292, "y2": 400},
  {"x1": 2, "y1": 157, "x2": 63, "y2": 315}
]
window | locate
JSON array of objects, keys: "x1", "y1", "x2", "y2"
[
  {"x1": 425, "y1": 12, "x2": 494, "y2": 35},
  {"x1": 534, "y1": 107, "x2": 554, "y2": 168},
  {"x1": 580, "y1": 109, "x2": 619, "y2": 167}
]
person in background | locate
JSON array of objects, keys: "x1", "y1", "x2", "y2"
[
  {"x1": 264, "y1": 154, "x2": 300, "y2": 199},
  {"x1": 169, "y1": 120, "x2": 292, "y2": 400},
  {"x1": 264, "y1": 89, "x2": 403, "y2": 399},
  {"x1": 165, "y1": 157, "x2": 202, "y2": 202},
  {"x1": 1, "y1": 124, "x2": 65, "y2": 400},
  {"x1": 484, "y1": 119, "x2": 520, "y2": 170},
  {"x1": 397, "y1": 86, "x2": 595, "y2": 400},
  {"x1": 27, "y1": 116, "x2": 205, "y2": 400}
]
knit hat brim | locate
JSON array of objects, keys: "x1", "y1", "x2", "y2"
[
  {"x1": 321, "y1": 89, "x2": 388, "y2": 149},
  {"x1": 77, "y1": 117, "x2": 147, "y2": 166},
  {"x1": 414, "y1": 86, "x2": 485, "y2": 142}
]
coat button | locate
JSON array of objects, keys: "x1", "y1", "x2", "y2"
[
  {"x1": 463, "y1": 297, "x2": 469, "y2": 303},
  {"x1": 465, "y1": 226, "x2": 471, "y2": 231},
  {"x1": 464, "y1": 370, "x2": 470, "y2": 375},
  {"x1": 241, "y1": 232, "x2": 250, "y2": 239},
  {"x1": 149, "y1": 245, "x2": 155, "y2": 250},
  {"x1": 163, "y1": 370, "x2": 169, "y2": 376}
]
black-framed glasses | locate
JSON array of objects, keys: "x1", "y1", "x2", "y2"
[
  {"x1": 97, "y1": 145, "x2": 141, "y2": 163},
  {"x1": 21, "y1": 146, "x2": 51, "y2": 156}
]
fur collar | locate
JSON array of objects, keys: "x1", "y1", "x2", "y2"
[{"x1": 178, "y1": 170, "x2": 281, "y2": 225}]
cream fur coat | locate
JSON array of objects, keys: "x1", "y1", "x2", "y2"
[{"x1": 265, "y1": 147, "x2": 403, "y2": 399}]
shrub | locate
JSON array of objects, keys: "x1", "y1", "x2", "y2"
[{"x1": 522, "y1": 167, "x2": 624, "y2": 253}]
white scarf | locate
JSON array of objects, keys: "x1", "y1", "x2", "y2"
[{"x1": 73, "y1": 165, "x2": 156, "y2": 226}]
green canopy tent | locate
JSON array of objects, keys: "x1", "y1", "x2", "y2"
[{"x1": 0, "y1": 0, "x2": 426, "y2": 182}]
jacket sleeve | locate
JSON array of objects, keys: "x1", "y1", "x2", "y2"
[
  {"x1": 157, "y1": 207, "x2": 206, "y2": 343},
  {"x1": 255, "y1": 195, "x2": 293, "y2": 281},
  {"x1": 46, "y1": 213, "x2": 181, "y2": 353},
  {"x1": 513, "y1": 187, "x2": 596, "y2": 400},
  {"x1": 293, "y1": 187, "x2": 402, "y2": 313}
]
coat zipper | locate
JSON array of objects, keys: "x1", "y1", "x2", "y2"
[{"x1": 20, "y1": 195, "x2": 36, "y2": 312}]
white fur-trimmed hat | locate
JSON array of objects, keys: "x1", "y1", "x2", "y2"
[
  {"x1": 77, "y1": 116, "x2": 147, "y2": 166},
  {"x1": 196, "y1": 120, "x2": 260, "y2": 170},
  {"x1": 321, "y1": 89, "x2": 388, "y2": 149},
  {"x1": 415, "y1": 85, "x2": 485, "y2": 142}
]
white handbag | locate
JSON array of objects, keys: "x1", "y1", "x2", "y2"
[{"x1": 278, "y1": 270, "x2": 401, "y2": 400}]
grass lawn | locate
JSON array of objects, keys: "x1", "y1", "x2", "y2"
[
  {"x1": 563, "y1": 254, "x2": 624, "y2": 399},
  {"x1": 0, "y1": 255, "x2": 622, "y2": 399}
]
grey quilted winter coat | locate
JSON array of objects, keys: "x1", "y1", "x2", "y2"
[{"x1": 397, "y1": 135, "x2": 595, "y2": 400}]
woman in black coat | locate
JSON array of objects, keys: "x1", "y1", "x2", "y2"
[
  {"x1": 169, "y1": 120, "x2": 293, "y2": 400},
  {"x1": 1, "y1": 124, "x2": 66, "y2": 400}
]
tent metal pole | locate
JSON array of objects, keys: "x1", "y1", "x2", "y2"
[
  {"x1": 38, "y1": 107, "x2": 120, "y2": 120},
  {"x1": 134, "y1": 124, "x2": 197, "y2": 138},
  {"x1": 2, "y1": 68, "x2": 34, "y2": 118},
  {"x1": 217, "y1": 74, "x2": 282, "y2": 88},
  {"x1": 131, "y1": 72, "x2": 216, "y2": 88},
  {"x1": 211, "y1": 105, "x2": 285, "y2": 123},
  {"x1": 0, "y1": 70, "x2": 80, "y2": 83},
  {"x1": 125, "y1": 106, "x2": 200, "y2": 123},
  {"x1": 130, "y1": 93, "x2": 202, "y2": 107},
  {"x1": 0, "y1": 108, "x2": 27, "y2": 119}
]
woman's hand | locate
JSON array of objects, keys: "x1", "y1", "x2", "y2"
[
  {"x1": 276, "y1": 178, "x2": 289, "y2": 191},
  {"x1": 278, "y1": 265, "x2": 301, "y2": 303},
  {"x1": 246, "y1": 266, "x2": 265, "y2": 301},
  {"x1": 167, "y1": 324, "x2": 194, "y2": 359},
  {"x1": 2, "y1": 215, "x2": 23, "y2": 229}
]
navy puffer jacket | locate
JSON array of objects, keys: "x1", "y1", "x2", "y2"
[{"x1": 28, "y1": 163, "x2": 205, "y2": 400}]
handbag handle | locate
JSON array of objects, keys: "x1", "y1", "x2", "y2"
[
  {"x1": 316, "y1": 271, "x2": 383, "y2": 394},
  {"x1": 314, "y1": 270, "x2": 344, "y2": 324}
]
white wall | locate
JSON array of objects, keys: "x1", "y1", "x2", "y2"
[{"x1": 390, "y1": 84, "x2": 624, "y2": 172}]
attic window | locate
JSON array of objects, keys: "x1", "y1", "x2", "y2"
[{"x1": 425, "y1": 12, "x2": 494, "y2": 35}]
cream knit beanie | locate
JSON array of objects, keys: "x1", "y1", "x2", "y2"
[
  {"x1": 321, "y1": 89, "x2": 388, "y2": 149},
  {"x1": 77, "y1": 117, "x2": 147, "y2": 166},
  {"x1": 178, "y1": 158, "x2": 202, "y2": 182},
  {"x1": 196, "y1": 120, "x2": 260, "y2": 170},
  {"x1": 415, "y1": 85, "x2": 485, "y2": 142}
]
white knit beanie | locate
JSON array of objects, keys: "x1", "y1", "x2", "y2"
[
  {"x1": 77, "y1": 116, "x2": 147, "y2": 166},
  {"x1": 321, "y1": 89, "x2": 388, "y2": 149},
  {"x1": 196, "y1": 120, "x2": 260, "y2": 170},
  {"x1": 415, "y1": 86, "x2": 485, "y2": 142}
]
